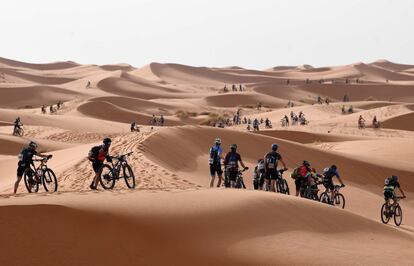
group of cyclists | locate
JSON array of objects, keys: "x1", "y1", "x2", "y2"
[
  {"x1": 358, "y1": 115, "x2": 380, "y2": 129},
  {"x1": 281, "y1": 111, "x2": 308, "y2": 127},
  {"x1": 41, "y1": 101, "x2": 63, "y2": 114},
  {"x1": 223, "y1": 84, "x2": 245, "y2": 92},
  {"x1": 208, "y1": 138, "x2": 406, "y2": 207}
]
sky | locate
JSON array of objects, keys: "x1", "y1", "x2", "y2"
[{"x1": 1, "y1": 0, "x2": 413, "y2": 69}]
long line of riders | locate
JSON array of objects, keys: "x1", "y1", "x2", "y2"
[{"x1": 208, "y1": 138, "x2": 407, "y2": 225}]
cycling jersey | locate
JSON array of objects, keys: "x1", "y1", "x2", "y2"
[
  {"x1": 18, "y1": 147, "x2": 37, "y2": 166},
  {"x1": 265, "y1": 151, "x2": 281, "y2": 171},
  {"x1": 209, "y1": 145, "x2": 222, "y2": 166},
  {"x1": 224, "y1": 151, "x2": 241, "y2": 172},
  {"x1": 323, "y1": 168, "x2": 340, "y2": 181}
]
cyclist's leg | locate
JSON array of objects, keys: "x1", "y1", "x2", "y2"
[
  {"x1": 91, "y1": 161, "x2": 103, "y2": 188},
  {"x1": 295, "y1": 179, "x2": 301, "y2": 196},
  {"x1": 216, "y1": 165, "x2": 223, "y2": 187},
  {"x1": 270, "y1": 179, "x2": 276, "y2": 192},
  {"x1": 209, "y1": 165, "x2": 216, "y2": 188}
]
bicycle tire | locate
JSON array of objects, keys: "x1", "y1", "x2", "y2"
[
  {"x1": 123, "y1": 164, "x2": 136, "y2": 189},
  {"x1": 23, "y1": 168, "x2": 39, "y2": 193},
  {"x1": 381, "y1": 203, "x2": 391, "y2": 224},
  {"x1": 319, "y1": 192, "x2": 330, "y2": 204},
  {"x1": 99, "y1": 164, "x2": 115, "y2": 189},
  {"x1": 394, "y1": 205, "x2": 403, "y2": 226},
  {"x1": 335, "y1": 193, "x2": 345, "y2": 209},
  {"x1": 283, "y1": 179, "x2": 290, "y2": 195},
  {"x1": 42, "y1": 168, "x2": 58, "y2": 192}
]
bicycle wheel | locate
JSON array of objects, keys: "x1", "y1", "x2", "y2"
[
  {"x1": 282, "y1": 179, "x2": 290, "y2": 195},
  {"x1": 381, "y1": 203, "x2": 391, "y2": 224},
  {"x1": 123, "y1": 164, "x2": 136, "y2": 189},
  {"x1": 334, "y1": 193, "x2": 345, "y2": 209},
  {"x1": 99, "y1": 164, "x2": 115, "y2": 189},
  {"x1": 23, "y1": 169, "x2": 39, "y2": 193},
  {"x1": 19, "y1": 128, "x2": 24, "y2": 137},
  {"x1": 42, "y1": 168, "x2": 58, "y2": 192},
  {"x1": 319, "y1": 192, "x2": 330, "y2": 204},
  {"x1": 394, "y1": 205, "x2": 403, "y2": 226}
]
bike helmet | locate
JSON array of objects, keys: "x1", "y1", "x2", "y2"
[
  {"x1": 29, "y1": 141, "x2": 38, "y2": 149},
  {"x1": 230, "y1": 144, "x2": 237, "y2": 150},
  {"x1": 391, "y1": 175, "x2": 398, "y2": 181},
  {"x1": 271, "y1": 143, "x2": 278, "y2": 151},
  {"x1": 303, "y1": 160, "x2": 310, "y2": 167},
  {"x1": 215, "y1": 137, "x2": 221, "y2": 145},
  {"x1": 103, "y1": 138, "x2": 112, "y2": 146},
  {"x1": 331, "y1": 165, "x2": 337, "y2": 170}
]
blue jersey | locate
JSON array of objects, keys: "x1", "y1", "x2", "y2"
[{"x1": 209, "y1": 146, "x2": 222, "y2": 165}]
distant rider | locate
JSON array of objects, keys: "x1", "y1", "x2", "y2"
[
  {"x1": 13, "y1": 117, "x2": 22, "y2": 134},
  {"x1": 384, "y1": 175, "x2": 406, "y2": 206}
]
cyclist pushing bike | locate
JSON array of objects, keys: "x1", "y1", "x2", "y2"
[
  {"x1": 14, "y1": 141, "x2": 52, "y2": 194},
  {"x1": 223, "y1": 144, "x2": 248, "y2": 188},
  {"x1": 88, "y1": 138, "x2": 112, "y2": 190},
  {"x1": 264, "y1": 144, "x2": 287, "y2": 192}
]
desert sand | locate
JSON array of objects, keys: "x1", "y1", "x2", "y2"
[{"x1": 0, "y1": 57, "x2": 413, "y2": 265}]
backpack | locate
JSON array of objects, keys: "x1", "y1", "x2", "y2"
[
  {"x1": 266, "y1": 152, "x2": 278, "y2": 169},
  {"x1": 88, "y1": 146, "x2": 101, "y2": 162},
  {"x1": 257, "y1": 161, "x2": 265, "y2": 173},
  {"x1": 291, "y1": 167, "x2": 300, "y2": 179},
  {"x1": 209, "y1": 146, "x2": 219, "y2": 165}
]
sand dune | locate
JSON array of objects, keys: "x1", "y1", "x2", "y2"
[
  {"x1": 77, "y1": 100, "x2": 183, "y2": 126},
  {"x1": 256, "y1": 130, "x2": 364, "y2": 144},
  {"x1": 0, "y1": 85, "x2": 83, "y2": 108},
  {"x1": 1, "y1": 190, "x2": 413, "y2": 266},
  {"x1": 141, "y1": 126, "x2": 414, "y2": 192},
  {"x1": 203, "y1": 93, "x2": 286, "y2": 108},
  {"x1": 382, "y1": 112, "x2": 414, "y2": 131},
  {"x1": 0, "y1": 57, "x2": 78, "y2": 70},
  {"x1": 1, "y1": 56, "x2": 414, "y2": 265}
]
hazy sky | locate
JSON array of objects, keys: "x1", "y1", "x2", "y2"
[{"x1": 1, "y1": 0, "x2": 413, "y2": 69}]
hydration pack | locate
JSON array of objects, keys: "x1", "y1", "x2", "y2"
[
  {"x1": 88, "y1": 146, "x2": 101, "y2": 162},
  {"x1": 291, "y1": 167, "x2": 300, "y2": 179}
]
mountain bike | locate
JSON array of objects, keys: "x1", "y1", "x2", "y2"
[
  {"x1": 13, "y1": 126, "x2": 24, "y2": 137},
  {"x1": 381, "y1": 196, "x2": 404, "y2": 226},
  {"x1": 300, "y1": 182, "x2": 319, "y2": 201},
  {"x1": 276, "y1": 169, "x2": 290, "y2": 195},
  {"x1": 320, "y1": 184, "x2": 345, "y2": 208},
  {"x1": 23, "y1": 156, "x2": 57, "y2": 193},
  {"x1": 223, "y1": 167, "x2": 248, "y2": 188},
  {"x1": 99, "y1": 152, "x2": 135, "y2": 189}
]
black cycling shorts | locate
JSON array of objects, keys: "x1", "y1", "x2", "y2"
[
  {"x1": 210, "y1": 164, "x2": 223, "y2": 176},
  {"x1": 384, "y1": 191, "x2": 394, "y2": 201},
  {"x1": 17, "y1": 165, "x2": 29, "y2": 177},
  {"x1": 227, "y1": 171, "x2": 238, "y2": 182},
  {"x1": 265, "y1": 171, "x2": 279, "y2": 180},
  {"x1": 295, "y1": 179, "x2": 302, "y2": 191},
  {"x1": 323, "y1": 179, "x2": 334, "y2": 190},
  {"x1": 92, "y1": 161, "x2": 104, "y2": 173}
]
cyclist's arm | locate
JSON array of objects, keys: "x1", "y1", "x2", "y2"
[
  {"x1": 336, "y1": 173, "x2": 345, "y2": 186},
  {"x1": 280, "y1": 157, "x2": 287, "y2": 170},
  {"x1": 398, "y1": 187, "x2": 406, "y2": 198},
  {"x1": 239, "y1": 155, "x2": 247, "y2": 169}
]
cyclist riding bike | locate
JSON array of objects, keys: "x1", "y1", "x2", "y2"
[
  {"x1": 292, "y1": 160, "x2": 312, "y2": 196},
  {"x1": 264, "y1": 144, "x2": 288, "y2": 192},
  {"x1": 14, "y1": 141, "x2": 52, "y2": 194},
  {"x1": 253, "y1": 159, "x2": 265, "y2": 190},
  {"x1": 209, "y1": 137, "x2": 224, "y2": 188},
  {"x1": 88, "y1": 138, "x2": 112, "y2": 190},
  {"x1": 224, "y1": 144, "x2": 247, "y2": 188},
  {"x1": 14, "y1": 117, "x2": 22, "y2": 133},
  {"x1": 358, "y1": 115, "x2": 365, "y2": 128},
  {"x1": 384, "y1": 175, "x2": 406, "y2": 205},
  {"x1": 322, "y1": 165, "x2": 345, "y2": 203}
]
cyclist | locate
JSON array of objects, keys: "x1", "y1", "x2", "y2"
[
  {"x1": 13, "y1": 117, "x2": 22, "y2": 134},
  {"x1": 358, "y1": 115, "x2": 365, "y2": 129},
  {"x1": 292, "y1": 160, "x2": 312, "y2": 196},
  {"x1": 88, "y1": 138, "x2": 112, "y2": 190},
  {"x1": 322, "y1": 165, "x2": 345, "y2": 203},
  {"x1": 384, "y1": 175, "x2": 406, "y2": 205},
  {"x1": 41, "y1": 105, "x2": 46, "y2": 114},
  {"x1": 264, "y1": 144, "x2": 288, "y2": 192},
  {"x1": 14, "y1": 141, "x2": 52, "y2": 194},
  {"x1": 130, "y1": 122, "x2": 139, "y2": 132},
  {"x1": 209, "y1": 137, "x2": 224, "y2": 187},
  {"x1": 224, "y1": 144, "x2": 247, "y2": 188},
  {"x1": 253, "y1": 159, "x2": 265, "y2": 190}
]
